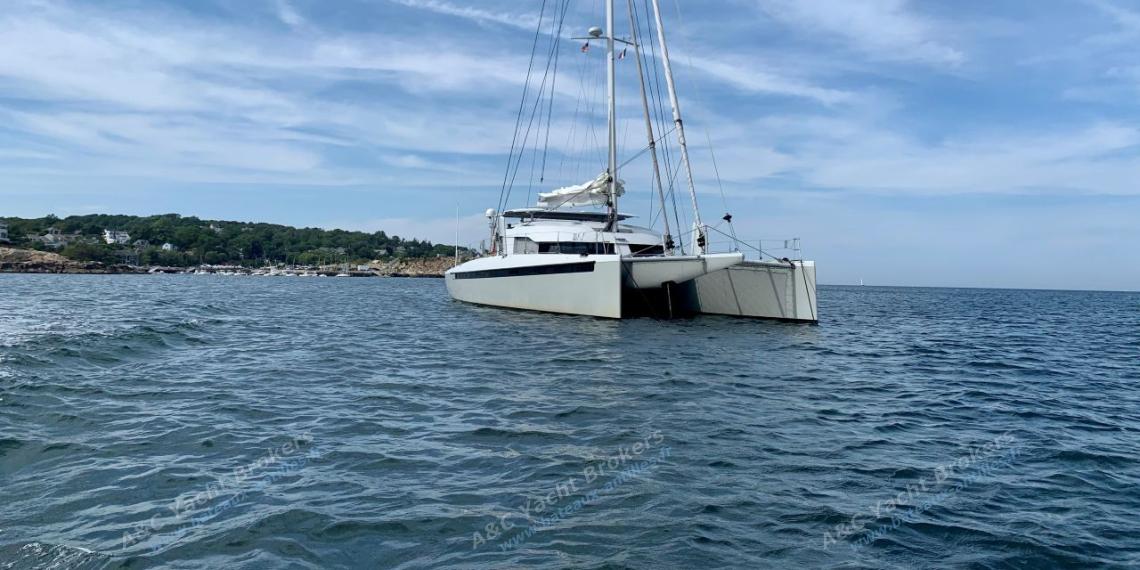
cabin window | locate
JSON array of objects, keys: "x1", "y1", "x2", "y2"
[
  {"x1": 629, "y1": 244, "x2": 665, "y2": 256},
  {"x1": 537, "y1": 242, "x2": 615, "y2": 255},
  {"x1": 514, "y1": 237, "x2": 539, "y2": 254}
]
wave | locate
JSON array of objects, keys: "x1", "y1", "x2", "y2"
[{"x1": 0, "y1": 542, "x2": 107, "y2": 570}]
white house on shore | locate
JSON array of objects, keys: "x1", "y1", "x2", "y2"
[
  {"x1": 42, "y1": 228, "x2": 68, "y2": 249},
  {"x1": 0, "y1": 221, "x2": 8, "y2": 243},
  {"x1": 161, "y1": 242, "x2": 177, "y2": 252},
  {"x1": 103, "y1": 229, "x2": 131, "y2": 245}
]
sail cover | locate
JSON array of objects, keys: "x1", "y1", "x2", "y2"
[{"x1": 538, "y1": 171, "x2": 625, "y2": 209}]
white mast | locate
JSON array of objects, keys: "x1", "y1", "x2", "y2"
[
  {"x1": 605, "y1": 0, "x2": 619, "y2": 232},
  {"x1": 628, "y1": 0, "x2": 673, "y2": 254},
  {"x1": 649, "y1": 0, "x2": 704, "y2": 253}
]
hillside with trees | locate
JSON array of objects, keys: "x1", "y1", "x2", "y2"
[{"x1": 2, "y1": 214, "x2": 466, "y2": 267}]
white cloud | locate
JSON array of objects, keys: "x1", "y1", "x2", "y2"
[
  {"x1": 305, "y1": 37, "x2": 533, "y2": 93},
  {"x1": 0, "y1": 0, "x2": 1136, "y2": 205},
  {"x1": 0, "y1": 148, "x2": 57, "y2": 161},
  {"x1": 0, "y1": 0, "x2": 863, "y2": 196},
  {"x1": 1087, "y1": 0, "x2": 1140, "y2": 33},
  {"x1": 643, "y1": 109, "x2": 1140, "y2": 199},
  {"x1": 389, "y1": 0, "x2": 541, "y2": 31},
  {"x1": 276, "y1": 0, "x2": 305, "y2": 28},
  {"x1": 756, "y1": 119, "x2": 1140, "y2": 195},
  {"x1": 13, "y1": 111, "x2": 323, "y2": 172},
  {"x1": 757, "y1": 0, "x2": 965, "y2": 67},
  {"x1": 689, "y1": 55, "x2": 854, "y2": 105},
  {"x1": 391, "y1": 0, "x2": 852, "y2": 106},
  {"x1": 0, "y1": 0, "x2": 551, "y2": 185}
]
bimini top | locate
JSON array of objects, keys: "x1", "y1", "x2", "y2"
[{"x1": 503, "y1": 208, "x2": 635, "y2": 222}]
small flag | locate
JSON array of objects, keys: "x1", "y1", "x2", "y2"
[
  {"x1": 618, "y1": 48, "x2": 627, "y2": 60},
  {"x1": 581, "y1": 42, "x2": 590, "y2": 53}
]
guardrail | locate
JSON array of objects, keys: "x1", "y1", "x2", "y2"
[{"x1": 703, "y1": 225, "x2": 803, "y2": 262}]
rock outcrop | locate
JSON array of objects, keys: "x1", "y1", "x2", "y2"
[
  {"x1": 370, "y1": 257, "x2": 460, "y2": 278},
  {"x1": 0, "y1": 247, "x2": 466, "y2": 276},
  {"x1": 0, "y1": 248, "x2": 140, "y2": 274}
]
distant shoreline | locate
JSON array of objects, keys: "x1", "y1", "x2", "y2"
[
  {"x1": 0, "y1": 247, "x2": 457, "y2": 278},
  {"x1": 0, "y1": 268, "x2": 447, "y2": 278}
]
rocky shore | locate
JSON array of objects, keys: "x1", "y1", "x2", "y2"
[
  {"x1": 0, "y1": 248, "x2": 144, "y2": 274},
  {"x1": 369, "y1": 257, "x2": 458, "y2": 278},
  {"x1": 0, "y1": 247, "x2": 462, "y2": 277}
]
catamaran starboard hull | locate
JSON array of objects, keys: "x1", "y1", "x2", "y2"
[{"x1": 677, "y1": 260, "x2": 818, "y2": 322}]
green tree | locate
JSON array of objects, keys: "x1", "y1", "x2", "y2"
[
  {"x1": 60, "y1": 243, "x2": 116, "y2": 264},
  {"x1": 4, "y1": 213, "x2": 469, "y2": 266}
]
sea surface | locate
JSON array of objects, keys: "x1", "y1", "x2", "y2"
[{"x1": 1, "y1": 275, "x2": 1138, "y2": 569}]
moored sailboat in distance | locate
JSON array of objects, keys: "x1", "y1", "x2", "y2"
[{"x1": 445, "y1": 0, "x2": 817, "y2": 322}]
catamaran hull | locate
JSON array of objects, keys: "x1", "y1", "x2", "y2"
[
  {"x1": 446, "y1": 255, "x2": 817, "y2": 322},
  {"x1": 445, "y1": 255, "x2": 624, "y2": 319},
  {"x1": 676, "y1": 260, "x2": 818, "y2": 322}
]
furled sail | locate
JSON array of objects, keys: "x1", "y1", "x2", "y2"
[{"x1": 538, "y1": 171, "x2": 625, "y2": 209}]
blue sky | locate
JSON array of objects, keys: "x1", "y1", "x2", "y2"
[{"x1": 1, "y1": 0, "x2": 1138, "y2": 290}]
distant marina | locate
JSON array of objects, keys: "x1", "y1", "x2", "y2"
[
  {"x1": 151, "y1": 264, "x2": 440, "y2": 278},
  {"x1": 162, "y1": 263, "x2": 373, "y2": 277}
]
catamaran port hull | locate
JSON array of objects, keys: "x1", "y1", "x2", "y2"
[{"x1": 445, "y1": 255, "x2": 624, "y2": 319}]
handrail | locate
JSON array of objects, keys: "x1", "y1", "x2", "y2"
[{"x1": 704, "y1": 225, "x2": 803, "y2": 261}]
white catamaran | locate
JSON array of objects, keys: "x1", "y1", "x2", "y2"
[{"x1": 446, "y1": 0, "x2": 817, "y2": 322}]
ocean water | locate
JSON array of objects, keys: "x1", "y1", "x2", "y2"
[{"x1": 1, "y1": 275, "x2": 1138, "y2": 569}]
